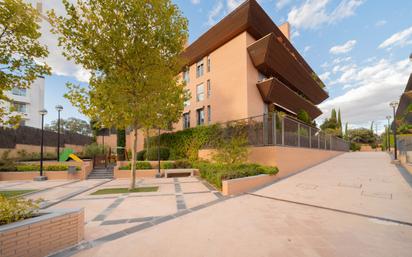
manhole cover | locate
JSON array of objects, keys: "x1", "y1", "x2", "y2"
[{"x1": 361, "y1": 191, "x2": 392, "y2": 199}]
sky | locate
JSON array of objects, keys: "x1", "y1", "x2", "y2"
[{"x1": 30, "y1": 0, "x2": 412, "y2": 133}]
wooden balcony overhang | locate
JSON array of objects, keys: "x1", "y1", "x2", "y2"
[
  {"x1": 257, "y1": 77, "x2": 322, "y2": 119},
  {"x1": 248, "y1": 33, "x2": 328, "y2": 105},
  {"x1": 181, "y1": 0, "x2": 323, "y2": 85}
]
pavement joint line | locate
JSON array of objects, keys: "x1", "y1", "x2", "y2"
[
  {"x1": 40, "y1": 179, "x2": 113, "y2": 209},
  {"x1": 50, "y1": 194, "x2": 233, "y2": 257},
  {"x1": 248, "y1": 193, "x2": 412, "y2": 227},
  {"x1": 92, "y1": 194, "x2": 127, "y2": 222},
  {"x1": 15, "y1": 180, "x2": 81, "y2": 199}
]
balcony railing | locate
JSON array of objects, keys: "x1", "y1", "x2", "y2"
[{"x1": 219, "y1": 113, "x2": 349, "y2": 152}]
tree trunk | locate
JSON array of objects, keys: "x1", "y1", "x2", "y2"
[{"x1": 130, "y1": 127, "x2": 138, "y2": 189}]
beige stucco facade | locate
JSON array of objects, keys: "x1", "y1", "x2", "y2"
[{"x1": 175, "y1": 31, "x2": 270, "y2": 130}]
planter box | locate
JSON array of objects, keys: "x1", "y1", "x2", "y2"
[
  {"x1": 0, "y1": 208, "x2": 84, "y2": 257},
  {"x1": 222, "y1": 174, "x2": 277, "y2": 196},
  {"x1": 0, "y1": 161, "x2": 93, "y2": 181},
  {"x1": 114, "y1": 167, "x2": 199, "y2": 179}
]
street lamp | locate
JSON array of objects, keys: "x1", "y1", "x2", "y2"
[
  {"x1": 389, "y1": 101, "x2": 399, "y2": 160},
  {"x1": 55, "y1": 105, "x2": 63, "y2": 162},
  {"x1": 386, "y1": 115, "x2": 391, "y2": 151},
  {"x1": 35, "y1": 109, "x2": 48, "y2": 181}
]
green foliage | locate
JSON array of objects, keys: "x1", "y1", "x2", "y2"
[
  {"x1": 321, "y1": 108, "x2": 342, "y2": 137},
  {"x1": 16, "y1": 150, "x2": 57, "y2": 161},
  {"x1": 160, "y1": 161, "x2": 174, "y2": 169},
  {"x1": 146, "y1": 147, "x2": 170, "y2": 161},
  {"x1": 174, "y1": 160, "x2": 192, "y2": 168},
  {"x1": 347, "y1": 128, "x2": 377, "y2": 144},
  {"x1": 350, "y1": 142, "x2": 361, "y2": 151},
  {"x1": 14, "y1": 164, "x2": 79, "y2": 171},
  {"x1": 213, "y1": 123, "x2": 249, "y2": 164},
  {"x1": 0, "y1": 150, "x2": 16, "y2": 171},
  {"x1": 0, "y1": 195, "x2": 41, "y2": 225},
  {"x1": 296, "y1": 110, "x2": 311, "y2": 125},
  {"x1": 119, "y1": 161, "x2": 152, "y2": 170},
  {"x1": 117, "y1": 129, "x2": 126, "y2": 161},
  {"x1": 136, "y1": 150, "x2": 146, "y2": 161},
  {"x1": 193, "y1": 161, "x2": 278, "y2": 189},
  {"x1": 49, "y1": 0, "x2": 189, "y2": 189},
  {"x1": 147, "y1": 124, "x2": 221, "y2": 160},
  {"x1": 0, "y1": 0, "x2": 51, "y2": 126},
  {"x1": 83, "y1": 143, "x2": 107, "y2": 157},
  {"x1": 45, "y1": 118, "x2": 92, "y2": 136}
]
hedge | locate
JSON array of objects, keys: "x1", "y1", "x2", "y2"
[
  {"x1": 119, "y1": 161, "x2": 152, "y2": 170},
  {"x1": 0, "y1": 164, "x2": 81, "y2": 172},
  {"x1": 146, "y1": 124, "x2": 221, "y2": 160},
  {"x1": 146, "y1": 147, "x2": 170, "y2": 161},
  {"x1": 192, "y1": 161, "x2": 278, "y2": 189}
]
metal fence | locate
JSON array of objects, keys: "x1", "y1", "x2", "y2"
[
  {"x1": 397, "y1": 135, "x2": 412, "y2": 163},
  {"x1": 221, "y1": 113, "x2": 349, "y2": 152}
]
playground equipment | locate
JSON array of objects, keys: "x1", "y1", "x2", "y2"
[{"x1": 59, "y1": 148, "x2": 83, "y2": 162}]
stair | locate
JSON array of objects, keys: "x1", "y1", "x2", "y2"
[{"x1": 87, "y1": 167, "x2": 113, "y2": 179}]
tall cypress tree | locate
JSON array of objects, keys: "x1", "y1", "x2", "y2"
[
  {"x1": 337, "y1": 109, "x2": 342, "y2": 129},
  {"x1": 331, "y1": 109, "x2": 337, "y2": 121}
]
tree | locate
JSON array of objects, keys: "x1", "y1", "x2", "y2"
[
  {"x1": 347, "y1": 128, "x2": 376, "y2": 144},
  {"x1": 49, "y1": 0, "x2": 188, "y2": 189},
  {"x1": 0, "y1": 0, "x2": 51, "y2": 126},
  {"x1": 46, "y1": 117, "x2": 92, "y2": 136},
  {"x1": 320, "y1": 108, "x2": 342, "y2": 137}
]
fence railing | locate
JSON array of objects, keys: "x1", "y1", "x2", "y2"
[{"x1": 221, "y1": 113, "x2": 349, "y2": 152}]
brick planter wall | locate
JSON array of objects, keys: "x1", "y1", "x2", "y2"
[
  {"x1": 0, "y1": 208, "x2": 84, "y2": 257},
  {"x1": 222, "y1": 174, "x2": 277, "y2": 196}
]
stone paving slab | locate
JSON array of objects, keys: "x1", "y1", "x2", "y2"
[
  {"x1": 0, "y1": 179, "x2": 76, "y2": 190},
  {"x1": 72, "y1": 194, "x2": 412, "y2": 257},
  {"x1": 254, "y1": 152, "x2": 412, "y2": 223}
]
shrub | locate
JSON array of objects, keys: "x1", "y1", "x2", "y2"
[
  {"x1": 14, "y1": 165, "x2": 79, "y2": 171},
  {"x1": 146, "y1": 124, "x2": 221, "y2": 160},
  {"x1": 213, "y1": 123, "x2": 249, "y2": 164},
  {"x1": 119, "y1": 161, "x2": 152, "y2": 170},
  {"x1": 136, "y1": 150, "x2": 146, "y2": 161},
  {"x1": 192, "y1": 161, "x2": 278, "y2": 189},
  {"x1": 0, "y1": 195, "x2": 41, "y2": 225},
  {"x1": 146, "y1": 147, "x2": 170, "y2": 161},
  {"x1": 350, "y1": 142, "x2": 361, "y2": 151},
  {"x1": 84, "y1": 143, "x2": 108, "y2": 157},
  {"x1": 0, "y1": 151, "x2": 16, "y2": 171},
  {"x1": 160, "y1": 161, "x2": 175, "y2": 169},
  {"x1": 174, "y1": 159, "x2": 192, "y2": 168}
]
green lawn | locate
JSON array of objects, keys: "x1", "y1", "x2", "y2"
[
  {"x1": 91, "y1": 187, "x2": 158, "y2": 195},
  {"x1": 0, "y1": 190, "x2": 37, "y2": 198}
]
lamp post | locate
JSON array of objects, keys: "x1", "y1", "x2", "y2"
[
  {"x1": 386, "y1": 115, "x2": 391, "y2": 151},
  {"x1": 55, "y1": 105, "x2": 63, "y2": 161},
  {"x1": 35, "y1": 109, "x2": 48, "y2": 181},
  {"x1": 390, "y1": 101, "x2": 399, "y2": 160}
]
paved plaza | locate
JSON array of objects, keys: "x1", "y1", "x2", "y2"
[{"x1": 2, "y1": 152, "x2": 412, "y2": 257}]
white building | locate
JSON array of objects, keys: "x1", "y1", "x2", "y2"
[{"x1": 4, "y1": 77, "x2": 45, "y2": 128}]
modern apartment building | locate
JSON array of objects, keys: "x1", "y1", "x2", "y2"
[
  {"x1": 4, "y1": 77, "x2": 45, "y2": 128},
  {"x1": 175, "y1": 0, "x2": 328, "y2": 130}
]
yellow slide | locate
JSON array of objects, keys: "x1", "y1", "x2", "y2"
[{"x1": 69, "y1": 153, "x2": 83, "y2": 163}]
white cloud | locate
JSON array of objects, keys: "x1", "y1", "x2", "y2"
[
  {"x1": 319, "y1": 58, "x2": 412, "y2": 125},
  {"x1": 227, "y1": 0, "x2": 244, "y2": 12},
  {"x1": 287, "y1": 0, "x2": 363, "y2": 30},
  {"x1": 319, "y1": 71, "x2": 331, "y2": 81},
  {"x1": 206, "y1": 1, "x2": 224, "y2": 26},
  {"x1": 24, "y1": 0, "x2": 90, "y2": 83},
  {"x1": 276, "y1": 0, "x2": 292, "y2": 9},
  {"x1": 191, "y1": 0, "x2": 201, "y2": 4},
  {"x1": 329, "y1": 40, "x2": 357, "y2": 54},
  {"x1": 378, "y1": 26, "x2": 412, "y2": 50},
  {"x1": 303, "y1": 46, "x2": 311, "y2": 52},
  {"x1": 375, "y1": 20, "x2": 387, "y2": 27}
]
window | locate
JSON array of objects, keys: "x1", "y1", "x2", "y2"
[
  {"x1": 183, "y1": 67, "x2": 190, "y2": 84},
  {"x1": 196, "y1": 60, "x2": 204, "y2": 77},
  {"x1": 183, "y1": 112, "x2": 190, "y2": 129},
  {"x1": 196, "y1": 83, "x2": 204, "y2": 102},
  {"x1": 11, "y1": 87, "x2": 27, "y2": 96},
  {"x1": 197, "y1": 108, "x2": 205, "y2": 126},
  {"x1": 207, "y1": 105, "x2": 211, "y2": 123},
  {"x1": 13, "y1": 102, "x2": 27, "y2": 113},
  {"x1": 207, "y1": 56, "x2": 211, "y2": 72},
  {"x1": 207, "y1": 80, "x2": 211, "y2": 98}
]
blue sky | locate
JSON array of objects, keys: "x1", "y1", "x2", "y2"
[{"x1": 36, "y1": 0, "x2": 412, "y2": 132}]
